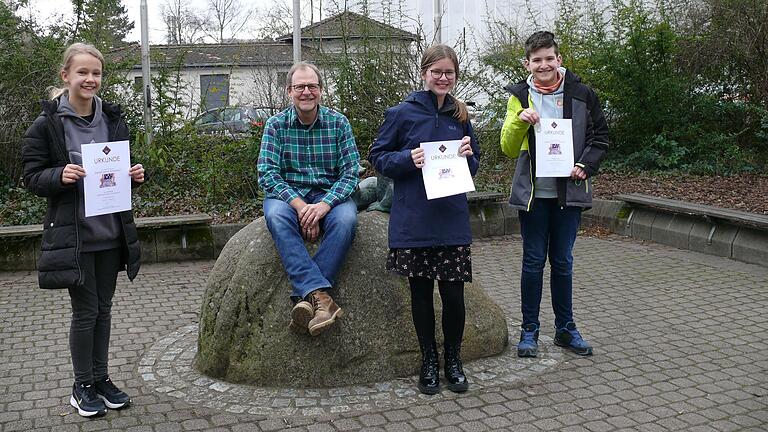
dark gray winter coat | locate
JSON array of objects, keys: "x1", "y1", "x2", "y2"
[{"x1": 21, "y1": 98, "x2": 141, "y2": 289}]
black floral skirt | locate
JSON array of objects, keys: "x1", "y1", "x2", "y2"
[{"x1": 386, "y1": 245, "x2": 472, "y2": 282}]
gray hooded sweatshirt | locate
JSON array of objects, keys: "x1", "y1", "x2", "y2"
[{"x1": 58, "y1": 94, "x2": 123, "y2": 252}]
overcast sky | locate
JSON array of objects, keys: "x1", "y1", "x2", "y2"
[{"x1": 17, "y1": 0, "x2": 271, "y2": 43}]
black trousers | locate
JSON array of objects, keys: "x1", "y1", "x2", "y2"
[
  {"x1": 408, "y1": 276, "x2": 465, "y2": 348},
  {"x1": 67, "y1": 248, "x2": 122, "y2": 384}
]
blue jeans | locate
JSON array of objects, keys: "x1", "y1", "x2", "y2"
[
  {"x1": 518, "y1": 198, "x2": 582, "y2": 329},
  {"x1": 263, "y1": 193, "x2": 357, "y2": 299}
]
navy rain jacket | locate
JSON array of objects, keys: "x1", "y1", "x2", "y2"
[{"x1": 369, "y1": 90, "x2": 480, "y2": 248}]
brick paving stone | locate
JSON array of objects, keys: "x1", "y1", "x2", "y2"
[
  {"x1": 553, "y1": 413, "x2": 583, "y2": 426},
  {"x1": 709, "y1": 419, "x2": 740, "y2": 431},
  {"x1": 458, "y1": 420, "x2": 491, "y2": 432},
  {"x1": 634, "y1": 425, "x2": 669, "y2": 432},
  {"x1": 358, "y1": 413, "x2": 387, "y2": 427},
  {"x1": 210, "y1": 414, "x2": 240, "y2": 426},
  {"x1": 0, "y1": 236, "x2": 767, "y2": 431},
  {"x1": 436, "y1": 412, "x2": 464, "y2": 426},
  {"x1": 124, "y1": 426, "x2": 153, "y2": 432},
  {"x1": 180, "y1": 418, "x2": 212, "y2": 430},
  {"x1": 232, "y1": 423, "x2": 264, "y2": 432},
  {"x1": 459, "y1": 407, "x2": 488, "y2": 422},
  {"x1": 426, "y1": 426, "x2": 459, "y2": 432},
  {"x1": 4, "y1": 419, "x2": 35, "y2": 432},
  {"x1": 408, "y1": 417, "x2": 440, "y2": 429},
  {"x1": 154, "y1": 423, "x2": 183, "y2": 432},
  {"x1": 329, "y1": 418, "x2": 362, "y2": 431},
  {"x1": 456, "y1": 397, "x2": 484, "y2": 409},
  {"x1": 306, "y1": 423, "x2": 336, "y2": 432},
  {"x1": 578, "y1": 409, "x2": 608, "y2": 422},
  {"x1": 432, "y1": 400, "x2": 462, "y2": 412},
  {"x1": 480, "y1": 403, "x2": 508, "y2": 417},
  {"x1": 559, "y1": 426, "x2": 589, "y2": 432},
  {"x1": 605, "y1": 415, "x2": 638, "y2": 428},
  {"x1": 79, "y1": 420, "x2": 110, "y2": 432},
  {"x1": 383, "y1": 423, "x2": 415, "y2": 432},
  {"x1": 256, "y1": 415, "x2": 287, "y2": 429},
  {"x1": 0, "y1": 411, "x2": 21, "y2": 424},
  {"x1": 407, "y1": 404, "x2": 438, "y2": 418},
  {"x1": 481, "y1": 415, "x2": 513, "y2": 429},
  {"x1": 382, "y1": 409, "x2": 411, "y2": 422},
  {"x1": 477, "y1": 393, "x2": 507, "y2": 405}
]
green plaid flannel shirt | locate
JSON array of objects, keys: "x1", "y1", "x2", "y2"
[{"x1": 257, "y1": 106, "x2": 360, "y2": 207}]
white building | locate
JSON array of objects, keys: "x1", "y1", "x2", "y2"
[{"x1": 111, "y1": 11, "x2": 417, "y2": 120}]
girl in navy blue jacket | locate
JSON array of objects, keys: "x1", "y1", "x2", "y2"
[{"x1": 369, "y1": 44, "x2": 480, "y2": 395}]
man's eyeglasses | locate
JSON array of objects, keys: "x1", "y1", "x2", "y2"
[
  {"x1": 428, "y1": 69, "x2": 456, "y2": 79},
  {"x1": 291, "y1": 83, "x2": 321, "y2": 92}
]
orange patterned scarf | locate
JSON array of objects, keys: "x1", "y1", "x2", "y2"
[{"x1": 533, "y1": 71, "x2": 563, "y2": 94}]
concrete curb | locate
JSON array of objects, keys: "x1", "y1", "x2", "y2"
[{"x1": 583, "y1": 198, "x2": 768, "y2": 267}]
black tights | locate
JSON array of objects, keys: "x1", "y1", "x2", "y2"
[{"x1": 408, "y1": 276, "x2": 465, "y2": 347}]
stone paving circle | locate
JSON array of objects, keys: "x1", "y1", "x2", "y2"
[{"x1": 140, "y1": 320, "x2": 562, "y2": 417}]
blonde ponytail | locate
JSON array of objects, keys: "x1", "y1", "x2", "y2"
[{"x1": 452, "y1": 96, "x2": 469, "y2": 124}]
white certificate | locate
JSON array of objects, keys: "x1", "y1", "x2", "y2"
[
  {"x1": 420, "y1": 140, "x2": 475, "y2": 200},
  {"x1": 535, "y1": 118, "x2": 574, "y2": 177},
  {"x1": 81, "y1": 140, "x2": 132, "y2": 217}
]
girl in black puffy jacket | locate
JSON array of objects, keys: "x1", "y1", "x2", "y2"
[{"x1": 21, "y1": 43, "x2": 144, "y2": 418}]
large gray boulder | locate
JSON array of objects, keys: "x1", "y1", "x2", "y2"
[{"x1": 195, "y1": 211, "x2": 508, "y2": 387}]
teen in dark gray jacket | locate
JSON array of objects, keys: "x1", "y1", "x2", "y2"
[
  {"x1": 21, "y1": 43, "x2": 144, "y2": 418},
  {"x1": 500, "y1": 32, "x2": 609, "y2": 359}
]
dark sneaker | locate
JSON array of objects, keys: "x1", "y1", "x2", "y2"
[
  {"x1": 70, "y1": 382, "x2": 107, "y2": 417},
  {"x1": 93, "y1": 377, "x2": 131, "y2": 409},
  {"x1": 289, "y1": 300, "x2": 313, "y2": 335},
  {"x1": 554, "y1": 321, "x2": 593, "y2": 356},
  {"x1": 517, "y1": 323, "x2": 539, "y2": 357}
]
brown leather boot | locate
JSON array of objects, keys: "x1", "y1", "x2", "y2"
[
  {"x1": 308, "y1": 290, "x2": 343, "y2": 336},
  {"x1": 289, "y1": 300, "x2": 313, "y2": 335}
]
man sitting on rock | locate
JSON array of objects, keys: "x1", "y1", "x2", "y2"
[{"x1": 257, "y1": 62, "x2": 360, "y2": 336}]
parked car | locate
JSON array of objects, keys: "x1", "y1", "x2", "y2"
[{"x1": 192, "y1": 106, "x2": 279, "y2": 136}]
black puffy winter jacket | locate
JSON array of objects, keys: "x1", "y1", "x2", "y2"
[{"x1": 21, "y1": 98, "x2": 141, "y2": 289}]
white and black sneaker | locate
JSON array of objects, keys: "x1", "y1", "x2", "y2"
[
  {"x1": 70, "y1": 382, "x2": 107, "y2": 417},
  {"x1": 93, "y1": 377, "x2": 131, "y2": 409}
]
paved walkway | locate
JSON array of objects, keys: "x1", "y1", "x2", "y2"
[{"x1": 1, "y1": 234, "x2": 766, "y2": 431}]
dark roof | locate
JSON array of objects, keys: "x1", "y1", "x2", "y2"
[
  {"x1": 276, "y1": 10, "x2": 418, "y2": 42},
  {"x1": 109, "y1": 42, "x2": 320, "y2": 69}
]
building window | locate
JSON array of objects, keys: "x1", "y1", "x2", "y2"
[{"x1": 200, "y1": 74, "x2": 230, "y2": 109}]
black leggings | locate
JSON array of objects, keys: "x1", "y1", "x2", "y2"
[
  {"x1": 408, "y1": 276, "x2": 465, "y2": 347},
  {"x1": 67, "y1": 248, "x2": 122, "y2": 384}
]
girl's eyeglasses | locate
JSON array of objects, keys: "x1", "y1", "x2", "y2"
[{"x1": 428, "y1": 70, "x2": 456, "y2": 79}]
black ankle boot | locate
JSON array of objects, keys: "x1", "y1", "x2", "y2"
[
  {"x1": 417, "y1": 341, "x2": 439, "y2": 395},
  {"x1": 444, "y1": 344, "x2": 469, "y2": 393}
]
